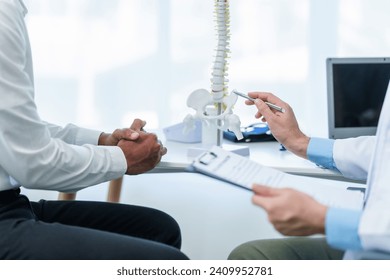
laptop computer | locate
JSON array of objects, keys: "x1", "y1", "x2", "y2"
[{"x1": 326, "y1": 57, "x2": 390, "y2": 139}]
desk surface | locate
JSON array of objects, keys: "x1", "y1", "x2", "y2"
[{"x1": 153, "y1": 140, "x2": 358, "y2": 182}]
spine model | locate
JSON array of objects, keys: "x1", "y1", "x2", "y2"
[
  {"x1": 184, "y1": 0, "x2": 243, "y2": 142},
  {"x1": 211, "y1": 0, "x2": 230, "y2": 102}
]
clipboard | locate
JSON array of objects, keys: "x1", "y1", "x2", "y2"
[{"x1": 190, "y1": 146, "x2": 365, "y2": 210}]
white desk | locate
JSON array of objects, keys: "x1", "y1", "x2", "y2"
[
  {"x1": 120, "y1": 140, "x2": 365, "y2": 259},
  {"x1": 119, "y1": 139, "x2": 365, "y2": 259},
  {"x1": 153, "y1": 140, "x2": 362, "y2": 183}
]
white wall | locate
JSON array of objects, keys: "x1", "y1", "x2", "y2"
[{"x1": 25, "y1": 0, "x2": 390, "y2": 136}]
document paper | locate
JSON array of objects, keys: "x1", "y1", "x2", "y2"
[{"x1": 190, "y1": 146, "x2": 365, "y2": 210}]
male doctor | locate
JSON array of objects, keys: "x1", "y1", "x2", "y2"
[{"x1": 229, "y1": 86, "x2": 390, "y2": 260}]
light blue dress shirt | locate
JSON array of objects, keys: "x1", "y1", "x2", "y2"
[{"x1": 307, "y1": 137, "x2": 363, "y2": 251}]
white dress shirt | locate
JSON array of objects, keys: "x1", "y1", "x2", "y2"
[{"x1": 0, "y1": 0, "x2": 127, "y2": 192}]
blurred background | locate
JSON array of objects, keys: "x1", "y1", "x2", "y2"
[{"x1": 25, "y1": 0, "x2": 390, "y2": 137}]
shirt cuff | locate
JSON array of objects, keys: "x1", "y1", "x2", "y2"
[
  {"x1": 104, "y1": 145, "x2": 128, "y2": 176},
  {"x1": 326, "y1": 208, "x2": 363, "y2": 251},
  {"x1": 307, "y1": 137, "x2": 337, "y2": 170},
  {"x1": 75, "y1": 128, "x2": 103, "y2": 146}
]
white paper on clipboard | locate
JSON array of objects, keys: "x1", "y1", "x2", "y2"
[{"x1": 190, "y1": 146, "x2": 365, "y2": 210}]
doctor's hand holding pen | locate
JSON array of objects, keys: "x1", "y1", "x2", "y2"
[
  {"x1": 246, "y1": 92, "x2": 310, "y2": 159},
  {"x1": 244, "y1": 92, "x2": 327, "y2": 237}
]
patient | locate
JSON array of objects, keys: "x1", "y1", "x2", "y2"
[{"x1": 0, "y1": 0, "x2": 188, "y2": 259}]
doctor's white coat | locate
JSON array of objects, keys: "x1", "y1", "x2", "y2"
[{"x1": 332, "y1": 88, "x2": 390, "y2": 254}]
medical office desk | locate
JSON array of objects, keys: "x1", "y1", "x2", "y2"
[
  {"x1": 106, "y1": 139, "x2": 362, "y2": 210},
  {"x1": 152, "y1": 139, "x2": 361, "y2": 183},
  {"x1": 115, "y1": 139, "x2": 365, "y2": 259}
]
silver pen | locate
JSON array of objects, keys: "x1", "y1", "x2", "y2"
[{"x1": 233, "y1": 89, "x2": 285, "y2": 113}]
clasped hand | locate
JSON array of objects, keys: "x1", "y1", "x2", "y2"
[{"x1": 99, "y1": 119, "x2": 167, "y2": 175}]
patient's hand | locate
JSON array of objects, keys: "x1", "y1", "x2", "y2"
[
  {"x1": 98, "y1": 119, "x2": 148, "y2": 146},
  {"x1": 118, "y1": 132, "x2": 167, "y2": 175}
]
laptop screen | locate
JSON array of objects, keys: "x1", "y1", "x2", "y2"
[{"x1": 327, "y1": 57, "x2": 390, "y2": 139}]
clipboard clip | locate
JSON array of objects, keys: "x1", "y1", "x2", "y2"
[{"x1": 198, "y1": 152, "x2": 218, "y2": 165}]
